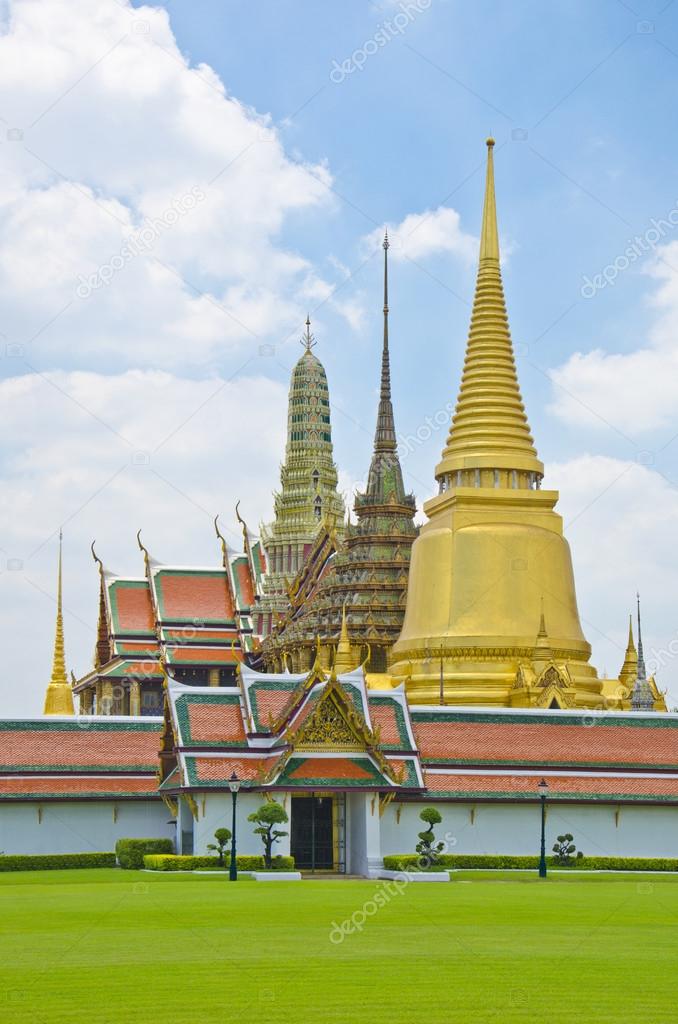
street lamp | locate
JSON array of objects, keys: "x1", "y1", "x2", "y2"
[
  {"x1": 228, "y1": 772, "x2": 241, "y2": 881},
  {"x1": 538, "y1": 778, "x2": 549, "y2": 879}
]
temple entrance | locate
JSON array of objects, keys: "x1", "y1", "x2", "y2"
[{"x1": 290, "y1": 795, "x2": 338, "y2": 871}]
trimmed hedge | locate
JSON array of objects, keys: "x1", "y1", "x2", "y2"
[
  {"x1": 116, "y1": 838, "x2": 174, "y2": 870},
  {"x1": 0, "y1": 852, "x2": 116, "y2": 872},
  {"x1": 143, "y1": 854, "x2": 296, "y2": 872},
  {"x1": 383, "y1": 854, "x2": 678, "y2": 873}
]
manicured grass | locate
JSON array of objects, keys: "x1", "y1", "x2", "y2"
[{"x1": 1, "y1": 868, "x2": 677, "y2": 1022}]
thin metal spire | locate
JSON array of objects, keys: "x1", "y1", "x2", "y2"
[
  {"x1": 636, "y1": 592, "x2": 646, "y2": 679},
  {"x1": 302, "y1": 314, "x2": 316, "y2": 353},
  {"x1": 374, "y1": 230, "x2": 397, "y2": 453},
  {"x1": 631, "y1": 592, "x2": 654, "y2": 711}
]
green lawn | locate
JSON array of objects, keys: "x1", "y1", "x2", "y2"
[{"x1": 1, "y1": 868, "x2": 677, "y2": 1023}]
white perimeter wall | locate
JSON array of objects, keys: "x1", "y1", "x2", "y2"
[
  {"x1": 0, "y1": 800, "x2": 173, "y2": 855},
  {"x1": 380, "y1": 801, "x2": 678, "y2": 860},
  {"x1": 193, "y1": 792, "x2": 292, "y2": 858}
]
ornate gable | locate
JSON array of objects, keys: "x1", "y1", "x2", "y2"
[{"x1": 294, "y1": 687, "x2": 366, "y2": 752}]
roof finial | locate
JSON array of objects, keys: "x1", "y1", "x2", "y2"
[
  {"x1": 301, "y1": 314, "x2": 316, "y2": 353},
  {"x1": 43, "y1": 530, "x2": 74, "y2": 715},
  {"x1": 373, "y1": 227, "x2": 397, "y2": 453},
  {"x1": 636, "y1": 592, "x2": 646, "y2": 679},
  {"x1": 630, "y1": 592, "x2": 654, "y2": 710},
  {"x1": 480, "y1": 136, "x2": 499, "y2": 262}
]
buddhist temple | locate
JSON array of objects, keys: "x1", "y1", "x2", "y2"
[
  {"x1": 261, "y1": 235, "x2": 417, "y2": 675},
  {"x1": 4, "y1": 137, "x2": 673, "y2": 870}
]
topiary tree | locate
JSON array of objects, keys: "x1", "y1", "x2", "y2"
[
  {"x1": 248, "y1": 802, "x2": 289, "y2": 868},
  {"x1": 416, "y1": 807, "x2": 445, "y2": 866},
  {"x1": 207, "y1": 827, "x2": 232, "y2": 866},
  {"x1": 552, "y1": 833, "x2": 584, "y2": 866}
]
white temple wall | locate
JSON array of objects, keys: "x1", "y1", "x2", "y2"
[
  {"x1": 346, "y1": 792, "x2": 381, "y2": 876},
  {"x1": 379, "y1": 801, "x2": 678, "y2": 860},
  {"x1": 0, "y1": 799, "x2": 172, "y2": 855},
  {"x1": 193, "y1": 791, "x2": 291, "y2": 859}
]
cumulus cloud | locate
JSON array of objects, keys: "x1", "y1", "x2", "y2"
[
  {"x1": 363, "y1": 206, "x2": 477, "y2": 264},
  {"x1": 0, "y1": 368, "x2": 288, "y2": 716},
  {"x1": 545, "y1": 455, "x2": 678, "y2": 705},
  {"x1": 0, "y1": 0, "x2": 362, "y2": 369},
  {"x1": 550, "y1": 241, "x2": 678, "y2": 433}
]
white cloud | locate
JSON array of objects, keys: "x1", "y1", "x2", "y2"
[
  {"x1": 550, "y1": 241, "x2": 678, "y2": 433},
  {"x1": 0, "y1": 368, "x2": 288, "y2": 716},
  {"x1": 545, "y1": 454, "x2": 678, "y2": 706},
  {"x1": 0, "y1": 0, "x2": 364, "y2": 369},
  {"x1": 363, "y1": 206, "x2": 477, "y2": 264}
]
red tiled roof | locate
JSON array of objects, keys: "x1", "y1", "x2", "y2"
[
  {"x1": 110, "y1": 581, "x2": 155, "y2": 634},
  {"x1": 156, "y1": 571, "x2": 234, "y2": 621},
  {"x1": 0, "y1": 725, "x2": 161, "y2": 771},
  {"x1": 288, "y1": 757, "x2": 374, "y2": 781},
  {"x1": 252, "y1": 689, "x2": 298, "y2": 726},
  {"x1": 235, "y1": 560, "x2": 254, "y2": 607},
  {"x1": 187, "y1": 703, "x2": 246, "y2": 744},
  {"x1": 423, "y1": 771, "x2": 678, "y2": 800},
  {"x1": 370, "y1": 703, "x2": 403, "y2": 746},
  {"x1": 413, "y1": 717, "x2": 678, "y2": 768},
  {"x1": 168, "y1": 647, "x2": 241, "y2": 664},
  {"x1": 163, "y1": 628, "x2": 238, "y2": 643},
  {"x1": 0, "y1": 776, "x2": 158, "y2": 797},
  {"x1": 193, "y1": 756, "x2": 277, "y2": 782}
]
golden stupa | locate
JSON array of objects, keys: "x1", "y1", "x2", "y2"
[{"x1": 390, "y1": 138, "x2": 605, "y2": 708}]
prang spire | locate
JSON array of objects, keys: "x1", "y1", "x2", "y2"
[
  {"x1": 43, "y1": 530, "x2": 74, "y2": 715},
  {"x1": 631, "y1": 592, "x2": 654, "y2": 711},
  {"x1": 374, "y1": 230, "x2": 397, "y2": 453},
  {"x1": 436, "y1": 138, "x2": 543, "y2": 483}
]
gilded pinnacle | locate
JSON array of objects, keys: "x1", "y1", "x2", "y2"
[{"x1": 436, "y1": 138, "x2": 543, "y2": 479}]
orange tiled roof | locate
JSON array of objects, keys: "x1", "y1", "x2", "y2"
[
  {"x1": 186, "y1": 703, "x2": 246, "y2": 745},
  {"x1": 0, "y1": 776, "x2": 158, "y2": 797},
  {"x1": 370, "y1": 702, "x2": 404, "y2": 746},
  {"x1": 110, "y1": 581, "x2": 155, "y2": 634},
  {"x1": 0, "y1": 722, "x2": 161, "y2": 772},
  {"x1": 412, "y1": 715, "x2": 678, "y2": 768},
  {"x1": 423, "y1": 771, "x2": 678, "y2": 801},
  {"x1": 192, "y1": 756, "x2": 277, "y2": 783},
  {"x1": 168, "y1": 647, "x2": 240, "y2": 664},
  {"x1": 155, "y1": 571, "x2": 234, "y2": 621},
  {"x1": 287, "y1": 757, "x2": 374, "y2": 781}
]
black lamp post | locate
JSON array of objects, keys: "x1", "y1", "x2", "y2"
[
  {"x1": 228, "y1": 772, "x2": 241, "y2": 881},
  {"x1": 538, "y1": 778, "x2": 549, "y2": 878}
]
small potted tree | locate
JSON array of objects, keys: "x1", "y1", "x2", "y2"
[
  {"x1": 416, "y1": 807, "x2": 445, "y2": 868},
  {"x1": 207, "y1": 827, "x2": 232, "y2": 867},
  {"x1": 248, "y1": 802, "x2": 289, "y2": 868},
  {"x1": 552, "y1": 833, "x2": 584, "y2": 866}
]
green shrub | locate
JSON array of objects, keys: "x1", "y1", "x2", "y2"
[
  {"x1": 143, "y1": 853, "x2": 296, "y2": 872},
  {"x1": 115, "y1": 838, "x2": 174, "y2": 869},
  {"x1": 382, "y1": 854, "x2": 678, "y2": 873},
  {"x1": 0, "y1": 852, "x2": 116, "y2": 872}
]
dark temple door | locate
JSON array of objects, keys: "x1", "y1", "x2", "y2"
[{"x1": 290, "y1": 796, "x2": 334, "y2": 871}]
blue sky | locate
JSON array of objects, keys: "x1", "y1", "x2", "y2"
[{"x1": 3, "y1": 0, "x2": 678, "y2": 714}]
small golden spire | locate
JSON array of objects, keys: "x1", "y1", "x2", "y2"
[
  {"x1": 619, "y1": 612, "x2": 638, "y2": 688},
  {"x1": 43, "y1": 530, "x2": 74, "y2": 715},
  {"x1": 436, "y1": 137, "x2": 543, "y2": 482},
  {"x1": 334, "y1": 602, "x2": 357, "y2": 674}
]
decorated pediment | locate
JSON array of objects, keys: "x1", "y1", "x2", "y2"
[
  {"x1": 294, "y1": 686, "x2": 368, "y2": 752},
  {"x1": 536, "y1": 664, "x2": 570, "y2": 690}
]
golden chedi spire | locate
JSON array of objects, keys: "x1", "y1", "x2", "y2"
[
  {"x1": 436, "y1": 138, "x2": 543, "y2": 484},
  {"x1": 618, "y1": 614, "x2": 638, "y2": 691},
  {"x1": 390, "y1": 138, "x2": 603, "y2": 709},
  {"x1": 334, "y1": 602, "x2": 357, "y2": 674},
  {"x1": 43, "y1": 531, "x2": 75, "y2": 716}
]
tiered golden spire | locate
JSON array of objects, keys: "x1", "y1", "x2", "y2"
[
  {"x1": 43, "y1": 530, "x2": 74, "y2": 716},
  {"x1": 436, "y1": 137, "x2": 543, "y2": 482},
  {"x1": 334, "y1": 603, "x2": 357, "y2": 673},
  {"x1": 619, "y1": 614, "x2": 638, "y2": 689}
]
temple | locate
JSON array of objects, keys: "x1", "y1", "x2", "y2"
[
  {"x1": 261, "y1": 234, "x2": 417, "y2": 675},
  {"x1": 1, "y1": 139, "x2": 672, "y2": 870}
]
